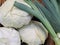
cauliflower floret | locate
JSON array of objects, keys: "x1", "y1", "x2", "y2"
[
  {"x1": 0, "y1": 0, "x2": 32, "y2": 28},
  {"x1": 0, "y1": 27, "x2": 21, "y2": 45},
  {"x1": 19, "y1": 21, "x2": 48, "y2": 45}
]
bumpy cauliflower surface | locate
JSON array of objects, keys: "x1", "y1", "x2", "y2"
[
  {"x1": 0, "y1": 27, "x2": 21, "y2": 45},
  {"x1": 19, "y1": 21, "x2": 48, "y2": 45},
  {"x1": 0, "y1": 0, "x2": 32, "y2": 28}
]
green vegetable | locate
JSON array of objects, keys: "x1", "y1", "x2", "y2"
[
  {"x1": 42, "y1": 0, "x2": 60, "y2": 32},
  {"x1": 33, "y1": 0, "x2": 60, "y2": 33},
  {"x1": 57, "y1": 0, "x2": 60, "y2": 13},
  {"x1": 14, "y1": 0, "x2": 60, "y2": 45},
  {"x1": 50, "y1": 0, "x2": 59, "y2": 14}
]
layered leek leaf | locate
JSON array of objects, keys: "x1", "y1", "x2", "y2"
[{"x1": 33, "y1": 0, "x2": 60, "y2": 33}]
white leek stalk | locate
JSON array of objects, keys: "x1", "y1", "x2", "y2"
[
  {"x1": 0, "y1": 0, "x2": 32, "y2": 28},
  {"x1": 19, "y1": 21, "x2": 48, "y2": 45},
  {"x1": 0, "y1": 27, "x2": 20, "y2": 45},
  {"x1": 57, "y1": 33, "x2": 60, "y2": 39}
]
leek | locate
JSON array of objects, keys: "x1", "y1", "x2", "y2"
[
  {"x1": 14, "y1": 0, "x2": 60, "y2": 45},
  {"x1": 50, "y1": 0, "x2": 59, "y2": 14},
  {"x1": 33, "y1": 0, "x2": 60, "y2": 32}
]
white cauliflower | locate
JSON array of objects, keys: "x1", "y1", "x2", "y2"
[
  {"x1": 0, "y1": 27, "x2": 21, "y2": 45},
  {"x1": 19, "y1": 21, "x2": 48, "y2": 45},
  {"x1": 0, "y1": 0, "x2": 32, "y2": 28}
]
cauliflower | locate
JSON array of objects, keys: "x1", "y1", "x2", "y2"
[
  {"x1": 0, "y1": 27, "x2": 21, "y2": 45},
  {"x1": 19, "y1": 21, "x2": 48, "y2": 45},
  {"x1": 0, "y1": 0, "x2": 32, "y2": 28}
]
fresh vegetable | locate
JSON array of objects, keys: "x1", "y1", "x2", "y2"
[
  {"x1": 14, "y1": 0, "x2": 60, "y2": 45},
  {"x1": 57, "y1": 0, "x2": 60, "y2": 13},
  {"x1": 0, "y1": 0, "x2": 32, "y2": 28},
  {"x1": 34, "y1": 0, "x2": 60, "y2": 40},
  {"x1": 57, "y1": 33, "x2": 60, "y2": 38},
  {"x1": 33, "y1": 0, "x2": 60, "y2": 33},
  {"x1": 19, "y1": 21, "x2": 48, "y2": 45},
  {"x1": 0, "y1": 27, "x2": 20, "y2": 45}
]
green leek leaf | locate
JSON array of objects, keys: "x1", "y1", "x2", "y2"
[{"x1": 33, "y1": 0, "x2": 60, "y2": 33}]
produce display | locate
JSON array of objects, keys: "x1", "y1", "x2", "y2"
[{"x1": 0, "y1": 0, "x2": 60, "y2": 45}]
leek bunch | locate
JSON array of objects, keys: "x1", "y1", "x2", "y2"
[
  {"x1": 33, "y1": 0, "x2": 60, "y2": 33},
  {"x1": 14, "y1": 0, "x2": 60, "y2": 45}
]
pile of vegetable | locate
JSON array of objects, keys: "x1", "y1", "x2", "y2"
[{"x1": 0, "y1": 0, "x2": 60, "y2": 45}]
